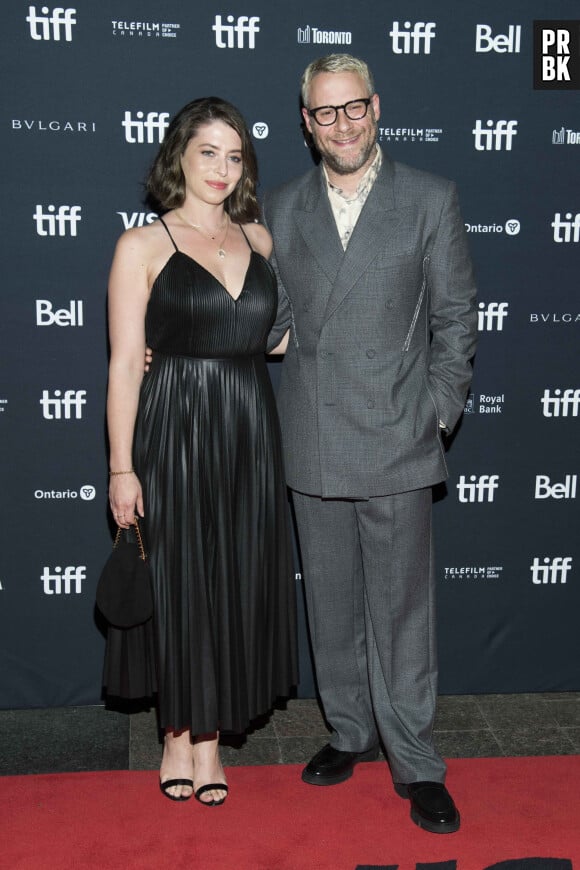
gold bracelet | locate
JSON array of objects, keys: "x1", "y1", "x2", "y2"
[{"x1": 109, "y1": 468, "x2": 135, "y2": 476}]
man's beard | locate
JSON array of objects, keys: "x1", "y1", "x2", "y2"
[{"x1": 311, "y1": 118, "x2": 378, "y2": 176}]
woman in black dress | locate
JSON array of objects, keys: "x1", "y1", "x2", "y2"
[{"x1": 106, "y1": 98, "x2": 296, "y2": 804}]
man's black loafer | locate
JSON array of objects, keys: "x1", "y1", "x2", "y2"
[
  {"x1": 406, "y1": 781, "x2": 460, "y2": 833},
  {"x1": 302, "y1": 743, "x2": 379, "y2": 785}
]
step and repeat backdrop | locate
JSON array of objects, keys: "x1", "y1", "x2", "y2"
[{"x1": 1, "y1": 0, "x2": 579, "y2": 708}]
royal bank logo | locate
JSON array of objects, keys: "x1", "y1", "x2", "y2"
[
  {"x1": 475, "y1": 24, "x2": 521, "y2": 53},
  {"x1": 378, "y1": 126, "x2": 443, "y2": 144},
  {"x1": 297, "y1": 25, "x2": 352, "y2": 45},
  {"x1": 473, "y1": 119, "x2": 518, "y2": 151},
  {"x1": 33, "y1": 205, "x2": 81, "y2": 237},
  {"x1": 27, "y1": 6, "x2": 76, "y2": 41},
  {"x1": 464, "y1": 393, "x2": 505, "y2": 415},
  {"x1": 112, "y1": 20, "x2": 180, "y2": 38},
  {"x1": 41, "y1": 565, "x2": 86, "y2": 595},
  {"x1": 40, "y1": 389, "x2": 86, "y2": 420},
  {"x1": 117, "y1": 211, "x2": 158, "y2": 230},
  {"x1": 465, "y1": 219, "x2": 520, "y2": 235},
  {"x1": 541, "y1": 388, "x2": 580, "y2": 417},
  {"x1": 122, "y1": 111, "x2": 170, "y2": 144},
  {"x1": 478, "y1": 302, "x2": 509, "y2": 331},
  {"x1": 36, "y1": 300, "x2": 83, "y2": 326},
  {"x1": 252, "y1": 122, "x2": 269, "y2": 140},
  {"x1": 213, "y1": 15, "x2": 260, "y2": 49},
  {"x1": 456, "y1": 474, "x2": 500, "y2": 503},
  {"x1": 35, "y1": 485, "x2": 96, "y2": 500},
  {"x1": 552, "y1": 212, "x2": 580, "y2": 242},
  {"x1": 443, "y1": 565, "x2": 503, "y2": 580},
  {"x1": 12, "y1": 119, "x2": 96, "y2": 134},
  {"x1": 530, "y1": 556, "x2": 573, "y2": 584},
  {"x1": 552, "y1": 126, "x2": 580, "y2": 145},
  {"x1": 535, "y1": 474, "x2": 577, "y2": 499},
  {"x1": 389, "y1": 21, "x2": 436, "y2": 54}
]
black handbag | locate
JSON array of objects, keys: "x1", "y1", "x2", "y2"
[{"x1": 96, "y1": 517, "x2": 153, "y2": 628}]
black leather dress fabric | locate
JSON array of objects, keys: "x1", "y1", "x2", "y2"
[{"x1": 103, "y1": 238, "x2": 297, "y2": 733}]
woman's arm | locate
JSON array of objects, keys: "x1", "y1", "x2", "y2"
[{"x1": 106, "y1": 230, "x2": 150, "y2": 527}]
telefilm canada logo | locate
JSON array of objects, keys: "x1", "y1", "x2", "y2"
[
  {"x1": 443, "y1": 565, "x2": 503, "y2": 581},
  {"x1": 112, "y1": 20, "x2": 180, "y2": 38},
  {"x1": 27, "y1": 6, "x2": 76, "y2": 41},
  {"x1": 378, "y1": 126, "x2": 443, "y2": 144},
  {"x1": 297, "y1": 26, "x2": 352, "y2": 45},
  {"x1": 534, "y1": 20, "x2": 580, "y2": 89}
]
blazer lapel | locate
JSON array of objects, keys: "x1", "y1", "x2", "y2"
[
  {"x1": 294, "y1": 168, "x2": 344, "y2": 288},
  {"x1": 323, "y1": 155, "x2": 402, "y2": 321}
]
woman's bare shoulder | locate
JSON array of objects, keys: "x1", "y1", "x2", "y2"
[{"x1": 241, "y1": 221, "x2": 272, "y2": 258}]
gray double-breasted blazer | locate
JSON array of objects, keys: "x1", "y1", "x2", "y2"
[{"x1": 263, "y1": 149, "x2": 477, "y2": 499}]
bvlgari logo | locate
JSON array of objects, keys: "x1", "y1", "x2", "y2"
[{"x1": 11, "y1": 119, "x2": 96, "y2": 134}]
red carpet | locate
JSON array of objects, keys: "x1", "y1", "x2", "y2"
[{"x1": 2, "y1": 757, "x2": 578, "y2": 869}]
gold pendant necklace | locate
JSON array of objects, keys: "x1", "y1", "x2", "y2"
[{"x1": 178, "y1": 211, "x2": 229, "y2": 258}]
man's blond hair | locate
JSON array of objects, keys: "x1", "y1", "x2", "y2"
[{"x1": 301, "y1": 54, "x2": 375, "y2": 108}]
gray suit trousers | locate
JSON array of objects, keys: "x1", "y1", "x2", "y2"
[{"x1": 292, "y1": 487, "x2": 446, "y2": 784}]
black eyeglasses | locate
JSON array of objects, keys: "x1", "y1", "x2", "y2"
[{"x1": 307, "y1": 98, "x2": 373, "y2": 127}]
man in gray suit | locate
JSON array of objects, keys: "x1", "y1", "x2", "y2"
[{"x1": 264, "y1": 54, "x2": 477, "y2": 834}]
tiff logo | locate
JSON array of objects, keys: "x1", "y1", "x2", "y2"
[
  {"x1": 122, "y1": 111, "x2": 170, "y2": 144},
  {"x1": 478, "y1": 302, "x2": 509, "y2": 331},
  {"x1": 456, "y1": 474, "x2": 500, "y2": 503},
  {"x1": 41, "y1": 565, "x2": 85, "y2": 594},
  {"x1": 213, "y1": 15, "x2": 260, "y2": 49},
  {"x1": 27, "y1": 6, "x2": 76, "y2": 41},
  {"x1": 473, "y1": 119, "x2": 518, "y2": 151},
  {"x1": 36, "y1": 299, "x2": 83, "y2": 326},
  {"x1": 535, "y1": 474, "x2": 577, "y2": 499},
  {"x1": 552, "y1": 212, "x2": 580, "y2": 242},
  {"x1": 40, "y1": 389, "x2": 86, "y2": 419},
  {"x1": 530, "y1": 556, "x2": 573, "y2": 584},
  {"x1": 475, "y1": 24, "x2": 521, "y2": 53},
  {"x1": 541, "y1": 389, "x2": 580, "y2": 417},
  {"x1": 389, "y1": 21, "x2": 436, "y2": 54},
  {"x1": 33, "y1": 204, "x2": 81, "y2": 237}
]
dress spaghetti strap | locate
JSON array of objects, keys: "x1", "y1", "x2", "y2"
[
  {"x1": 239, "y1": 225, "x2": 253, "y2": 251},
  {"x1": 158, "y1": 216, "x2": 179, "y2": 252}
]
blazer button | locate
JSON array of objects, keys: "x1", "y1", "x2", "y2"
[
  {"x1": 366, "y1": 349, "x2": 376, "y2": 359},
  {"x1": 367, "y1": 399, "x2": 376, "y2": 409}
]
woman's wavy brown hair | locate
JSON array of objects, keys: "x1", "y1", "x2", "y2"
[{"x1": 146, "y1": 97, "x2": 260, "y2": 223}]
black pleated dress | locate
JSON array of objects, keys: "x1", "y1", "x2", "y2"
[{"x1": 103, "y1": 218, "x2": 297, "y2": 734}]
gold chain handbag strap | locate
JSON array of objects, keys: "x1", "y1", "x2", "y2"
[{"x1": 113, "y1": 517, "x2": 147, "y2": 562}]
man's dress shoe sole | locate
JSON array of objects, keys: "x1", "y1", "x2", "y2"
[{"x1": 302, "y1": 746, "x2": 380, "y2": 786}]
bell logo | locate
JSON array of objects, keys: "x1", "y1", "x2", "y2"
[
  {"x1": 389, "y1": 21, "x2": 436, "y2": 54},
  {"x1": 41, "y1": 565, "x2": 86, "y2": 595},
  {"x1": 213, "y1": 15, "x2": 260, "y2": 49},
  {"x1": 456, "y1": 474, "x2": 500, "y2": 503},
  {"x1": 478, "y1": 302, "x2": 509, "y2": 331},
  {"x1": 122, "y1": 111, "x2": 170, "y2": 144},
  {"x1": 27, "y1": 6, "x2": 76, "y2": 41},
  {"x1": 40, "y1": 389, "x2": 86, "y2": 420},
  {"x1": 36, "y1": 299, "x2": 83, "y2": 326},
  {"x1": 475, "y1": 25, "x2": 521, "y2": 53},
  {"x1": 530, "y1": 557, "x2": 573, "y2": 584},
  {"x1": 535, "y1": 475, "x2": 577, "y2": 499},
  {"x1": 473, "y1": 119, "x2": 518, "y2": 151}
]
